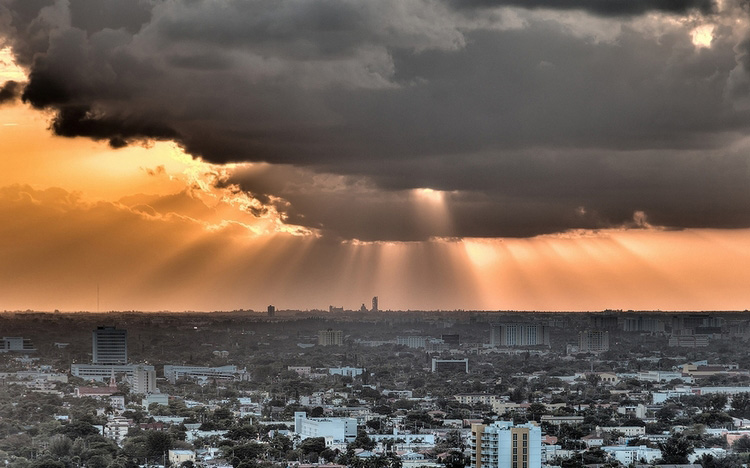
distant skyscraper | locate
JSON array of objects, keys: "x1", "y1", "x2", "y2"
[
  {"x1": 490, "y1": 323, "x2": 550, "y2": 347},
  {"x1": 267, "y1": 305, "x2": 275, "y2": 317},
  {"x1": 578, "y1": 329, "x2": 609, "y2": 353},
  {"x1": 92, "y1": 326, "x2": 127, "y2": 365},
  {"x1": 371, "y1": 296, "x2": 378, "y2": 312},
  {"x1": 590, "y1": 314, "x2": 619, "y2": 330},
  {"x1": 318, "y1": 329, "x2": 343, "y2": 346},
  {"x1": 441, "y1": 334, "x2": 460, "y2": 347}
]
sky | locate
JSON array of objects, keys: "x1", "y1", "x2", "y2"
[{"x1": 1, "y1": 0, "x2": 750, "y2": 312}]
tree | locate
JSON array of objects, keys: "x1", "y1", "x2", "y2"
[
  {"x1": 31, "y1": 460, "x2": 65, "y2": 468},
  {"x1": 731, "y1": 393, "x2": 750, "y2": 418},
  {"x1": 58, "y1": 421, "x2": 100, "y2": 440},
  {"x1": 230, "y1": 442, "x2": 266, "y2": 461},
  {"x1": 659, "y1": 435, "x2": 694, "y2": 464},
  {"x1": 47, "y1": 435, "x2": 72, "y2": 457},
  {"x1": 350, "y1": 430, "x2": 376, "y2": 451},
  {"x1": 527, "y1": 403, "x2": 547, "y2": 421},
  {"x1": 444, "y1": 450, "x2": 467, "y2": 468},
  {"x1": 299, "y1": 438, "x2": 326, "y2": 457},
  {"x1": 145, "y1": 430, "x2": 172, "y2": 457},
  {"x1": 267, "y1": 434, "x2": 293, "y2": 460},
  {"x1": 732, "y1": 435, "x2": 750, "y2": 453}
]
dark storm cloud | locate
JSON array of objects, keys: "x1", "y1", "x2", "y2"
[
  {"x1": 0, "y1": 80, "x2": 20, "y2": 104},
  {"x1": 225, "y1": 148, "x2": 750, "y2": 240},
  {"x1": 3, "y1": 0, "x2": 750, "y2": 240},
  {"x1": 450, "y1": 0, "x2": 715, "y2": 16}
]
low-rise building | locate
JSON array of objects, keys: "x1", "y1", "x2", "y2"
[
  {"x1": 163, "y1": 365, "x2": 246, "y2": 384},
  {"x1": 455, "y1": 394, "x2": 502, "y2": 406},
  {"x1": 169, "y1": 450, "x2": 196, "y2": 465},
  {"x1": 294, "y1": 412, "x2": 358, "y2": 443}
]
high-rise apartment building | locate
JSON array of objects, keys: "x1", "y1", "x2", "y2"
[
  {"x1": 318, "y1": 329, "x2": 343, "y2": 346},
  {"x1": 131, "y1": 365, "x2": 157, "y2": 394},
  {"x1": 471, "y1": 421, "x2": 542, "y2": 468},
  {"x1": 578, "y1": 329, "x2": 610, "y2": 353},
  {"x1": 490, "y1": 323, "x2": 550, "y2": 347},
  {"x1": 92, "y1": 326, "x2": 128, "y2": 364}
]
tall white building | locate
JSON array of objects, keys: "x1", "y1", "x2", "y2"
[
  {"x1": 294, "y1": 411, "x2": 357, "y2": 443},
  {"x1": 131, "y1": 365, "x2": 157, "y2": 394},
  {"x1": 490, "y1": 324, "x2": 550, "y2": 347},
  {"x1": 471, "y1": 421, "x2": 542, "y2": 468},
  {"x1": 93, "y1": 327, "x2": 127, "y2": 364}
]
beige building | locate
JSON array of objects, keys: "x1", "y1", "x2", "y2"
[
  {"x1": 597, "y1": 426, "x2": 646, "y2": 437},
  {"x1": 455, "y1": 394, "x2": 502, "y2": 406},
  {"x1": 168, "y1": 450, "x2": 195, "y2": 465},
  {"x1": 318, "y1": 329, "x2": 343, "y2": 346}
]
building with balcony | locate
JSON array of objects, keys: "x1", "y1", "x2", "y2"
[{"x1": 471, "y1": 421, "x2": 542, "y2": 468}]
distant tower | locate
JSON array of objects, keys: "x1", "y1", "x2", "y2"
[
  {"x1": 267, "y1": 305, "x2": 275, "y2": 317},
  {"x1": 371, "y1": 296, "x2": 379, "y2": 313},
  {"x1": 92, "y1": 326, "x2": 127, "y2": 365}
]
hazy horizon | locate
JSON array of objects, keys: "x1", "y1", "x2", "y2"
[{"x1": 2, "y1": 0, "x2": 750, "y2": 311}]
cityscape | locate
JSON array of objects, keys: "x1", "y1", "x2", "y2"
[
  {"x1": 1, "y1": 309, "x2": 750, "y2": 468},
  {"x1": 4, "y1": 0, "x2": 750, "y2": 468}
]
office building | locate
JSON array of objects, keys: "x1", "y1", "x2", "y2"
[
  {"x1": 267, "y1": 305, "x2": 275, "y2": 317},
  {"x1": 318, "y1": 329, "x2": 343, "y2": 346},
  {"x1": 441, "y1": 334, "x2": 460, "y2": 347},
  {"x1": 490, "y1": 323, "x2": 550, "y2": 347},
  {"x1": 397, "y1": 335, "x2": 427, "y2": 348},
  {"x1": 71, "y1": 364, "x2": 155, "y2": 382},
  {"x1": 471, "y1": 421, "x2": 542, "y2": 468},
  {"x1": 578, "y1": 330, "x2": 610, "y2": 353},
  {"x1": 371, "y1": 296, "x2": 378, "y2": 312},
  {"x1": 93, "y1": 327, "x2": 127, "y2": 365},
  {"x1": 669, "y1": 335, "x2": 710, "y2": 347},
  {"x1": 622, "y1": 316, "x2": 665, "y2": 333},
  {"x1": 0, "y1": 337, "x2": 36, "y2": 353},
  {"x1": 432, "y1": 358, "x2": 469, "y2": 373},
  {"x1": 294, "y1": 411, "x2": 357, "y2": 443}
]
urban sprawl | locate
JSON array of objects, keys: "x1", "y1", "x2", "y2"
[{"x1": 2, "y1": 309, "x2": 750, "y2": 468}]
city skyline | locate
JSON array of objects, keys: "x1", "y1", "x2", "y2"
[{"x1": 2, "y1": 1, "x2": 750, "y2": 312}]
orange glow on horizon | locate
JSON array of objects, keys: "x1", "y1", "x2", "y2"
[{"x1": 2, "y1": 49, "x2": 750, "y2": 312}]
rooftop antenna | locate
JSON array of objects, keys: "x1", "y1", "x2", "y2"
[{"x1": 97, "y1": 283, "x2": 100, "y2": 313}]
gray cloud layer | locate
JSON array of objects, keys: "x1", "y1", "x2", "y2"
[{"x1": 2, "y1": 0, "x2": 750, "y2": 240}]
